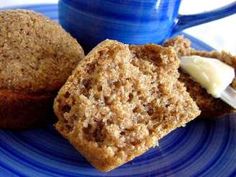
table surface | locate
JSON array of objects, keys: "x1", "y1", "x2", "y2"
[{"x1": 1, "y1": 0, "x2": 236, "y2": 54}]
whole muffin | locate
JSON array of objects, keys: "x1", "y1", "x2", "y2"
[{"x1": 0, "y1": 10, "x2": 84, "y2": 129}]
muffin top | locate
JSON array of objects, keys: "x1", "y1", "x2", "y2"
[{"x1": 0, "y1": 10, "x2": 84, "y2": 93}]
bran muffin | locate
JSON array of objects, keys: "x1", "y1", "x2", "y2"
[
  {"x1": 0, "y1": 10, "x2": 84, "y2": 129},
  {"x1": 164, "y1": 36, "x2": 236, "y2": 117},
  {"x1": 54, "y1": 39, "x2": 200, "y2": 171}
]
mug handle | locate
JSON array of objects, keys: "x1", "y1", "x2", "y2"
[{"x1": 173, "y1": 2, "x2": 236, "y2": 34}]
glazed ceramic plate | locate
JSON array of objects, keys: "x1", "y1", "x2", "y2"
[{"x1": 0, "y1": 4, "x2": 236, "y2": 177}]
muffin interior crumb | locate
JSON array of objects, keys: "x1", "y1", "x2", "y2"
[
  {"x1": 54, "y1": 40, "x2": 200, "y2": 171},
  {"x1": 56, "y1": 41, "x2": 198, "y2": 151}
]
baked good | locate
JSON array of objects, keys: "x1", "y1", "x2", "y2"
[
  {"x1": 54, "y1": 39, "x2": 200, "y2": 171},
  {"x1": 0, "y1": 10, "x2": 84, "y2": 129},
  {"x1": 164, "y1": 36, "x2": 236, "y2": 117}
]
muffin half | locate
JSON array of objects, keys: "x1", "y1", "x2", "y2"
[
  {"x1": 164, "y1": 36, "x2": 236, "y2": 117},
  {"x1": 54, "y1": 40, "x2": 200, "y2": 171}
]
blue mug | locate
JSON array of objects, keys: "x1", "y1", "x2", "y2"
[{"x1": 59, "y1": 0, "x2": 236, "y2": 52}]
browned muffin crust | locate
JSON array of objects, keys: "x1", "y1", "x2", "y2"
[
  {"x1": 164, "y1": 36, "x2": 236, "y2": 117},
  {"x1": 0, "y1": 10, "x2": 84, "y2": 129},
  {"x1": 54, "y1": 40, "x2": 200, "y2": 171},
  {"x1": 0, "y1": 90, "x2": 56, "y2": 129}
]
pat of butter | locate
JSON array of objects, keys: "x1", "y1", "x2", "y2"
[{"x1": 180, "y1": 55, "x2": 235, "y2": 98}]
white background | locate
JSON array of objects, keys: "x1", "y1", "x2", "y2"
[{"x1": 1, "y1": 0, "x2": 236, "y2": 54}]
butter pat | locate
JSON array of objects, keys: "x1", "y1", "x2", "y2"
[{"x1": 180, "y1": 55, "x2": 235, "y2": 98}]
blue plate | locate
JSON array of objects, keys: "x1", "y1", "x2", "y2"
[{"x1": 0, "y1": 4, "x2": 236, "y2": 177}]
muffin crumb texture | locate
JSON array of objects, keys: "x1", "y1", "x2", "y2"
[{"x1": 54, "y1": 40, "x2": 200, "y2": 171}]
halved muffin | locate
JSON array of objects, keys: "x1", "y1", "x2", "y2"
[
  {"x1": 164, "y1": 36, "x2": 236, "y2": 117},
  {"x1": 54, "y1": 39, "x2": 200, "y2": 171}
]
